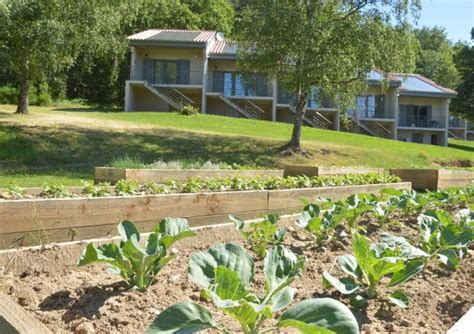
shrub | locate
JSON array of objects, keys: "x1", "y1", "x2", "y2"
[
  {"x1": 78, "y1": 219, "x2": 196, "y2": 291},
  {"x1": 109, "y1": 155, "x2": 148, "y2": 169},
  {"x1": 180, "y1": 104, "x2": 199, "y2": 115},
  {"x1": 0, "y1": 86, "x2": 17, "y2": 104}
]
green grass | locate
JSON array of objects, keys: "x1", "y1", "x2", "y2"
[{"x1": 0, "y1": 104, "x2": 472, "y2": 187}]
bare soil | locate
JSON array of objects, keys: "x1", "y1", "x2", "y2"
[{"x1": 0, "y1": 218, "x2": 472, "y2": 334}]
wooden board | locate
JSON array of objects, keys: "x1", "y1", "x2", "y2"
[
  {"x1": 284, "y1": 165, "x2": 385, "y2": 177},
  {"x1": 95, "y1": 167, "x2": 284, "y2": 184},
  {"x1": 390, "y1": 169, "x2": 474, "y2": 191},
  {"x1": 438, "y1": 170, "x2": 474, "y2": 190},
  {"x1": 0, "y1": 292, "x2": 52, "y2": 334},
  {"x1": 268, "y1": 182, "x2": 411, "y2": 210}
]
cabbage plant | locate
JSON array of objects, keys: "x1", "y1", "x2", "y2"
[
  {"x1": 323, "y1": 233, "x2": 424, "y2": 308},
  {"x1": 78, "y1": 219, "x2": 196, "y2": 291},
  {"x1": 149, "y1": 243, "x2": 359, "y2": 333}
]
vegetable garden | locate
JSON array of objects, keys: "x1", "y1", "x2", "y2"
[{"x1": 0, "y1": 186, "x2": 472, "y2": 333}]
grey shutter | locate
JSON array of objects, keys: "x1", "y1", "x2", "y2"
[
  {"x1": 257, "y1": 74, "x2": 267, "y2": 96},
  {"x1": 213, "y1": 70, "x2": 224, "y2": 93},
  {"x1": 143, "y1": 58, "x2": 154, "y2": 83},
  {"x1": 178, "y1": 60, "x2": 190, "y2": 84}
]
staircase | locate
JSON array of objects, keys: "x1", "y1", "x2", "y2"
[
  {"x1": 144, "y1": 82, "x2": 196, "y2": 111},
  {"x1": 448, "y1": 130, "x2": 462, "y2": 140},
  {"x1": 289, "y1": 106, "x2": 333, "y2": 129},
  {"x1": 352, "y1": 115, "x2": 392, "y2": 139},
  {"x1": 218, "y1": 94, "x2": 265, "y2": 119}
]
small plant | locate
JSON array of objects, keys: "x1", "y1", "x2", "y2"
[
  {"x1": 297, "y1": 202, "x2": 344, "y2": 246},
  {"x1": 143, "y1": 181, "x2": 170, "y2": 194},
  {"x1": 109, "y1": 155, "x2": 148, "y2": 169},
  {"x1": 115, "y1": 179, "x2": 140, "y2": 196},
  {"x1": 6, "y1": 184, "x2": 27, "y2": 199},
  {"x1": 181, "y1": 177, "x2": 204, "y2": 193},
  {"x1": 180, "y1": 105, "x2": 199, "y2": 115},
  {"x1": 81, "y1": 181, "x2": 110, "y2": 197},
  {"x1": 323, "y1": 233, "x2": 424, "y2": 308},
  {"x1": 149, "y1": 244, "x2": 359, "y2": 333},
  {"x1": 230, "y1": 214, "x2": 286, "y2": 259},
  {"x1": 78, "y1": 219, "x2": 196, "y2": 291},
  {"x1": 40, "y1": 184, "x2": 73, "y2": 198}
]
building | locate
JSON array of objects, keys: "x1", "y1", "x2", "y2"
[
  {"x1": 125, "y1": 29, "x2": 458, "y2": 146},
  {"x1": 448, "y1": 116, "x2": 474, "y2": 141}
]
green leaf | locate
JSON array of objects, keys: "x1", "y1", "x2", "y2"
[
  {"x1": 188, "y1": 243, "x2": 254, "y2": 289},
  {"x1": 438, "y1": 249, "x2": 460, "y2": 270},
  {"x1": 323, "y1": 272, "x2": 360, "y2": 295},
  {"x1": 388, "y1": 290, "x2": 409, "y2": 308},
  {"x1": 147, "y1": 302, "x2": 219, "y2": 333},
  {"x1": 279, "y1": 319, "x2": 335, "y2": 333},
  {"x1": 157, "y1": 218, "x2": 196, "y2": 249},
  {"x1": 279, "y1": 298, "x2": 360, "y2": 334},
  {"x1": 214, "y1": 266, "x2": 249, "y2": 301},
  {"x1": 118, "y1": 220, "x2": 140, "y2": 242},
  {"x1": 270, "y1": 286, "x2": 295, "y2": 312},
  {"x1": 337, "y1": 255, "x2": 362, "y2": 280},
  {"x1": 349, "y1": 294, "x2": 367, "y2": 308},
  {"x1": 229, "y1": 214, "x2": 245, "y2": 231},
  {"x1": 264, "y1": 245, "x2": 306, "y2": 294},
  {"x1": 388, "y1": 259, "x2": 424, "y2": 286},
  {"x1": 379, "y1": 233, "x2": 428, "y2": 259}
]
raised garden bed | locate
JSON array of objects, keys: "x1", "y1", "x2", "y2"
[
  {"x1": 0, "y1": 182, "x2": 410, "y2": 248},
  {"x1": 390, "y1": 169, "x2": 474, "y2": 191},
  {"x1": 284, "y1": 165, "x2": 385, "y2": 177},
  {"x1": 95, "y1": 167, "x2": 284, "y2": 184},
  {"x1": 0, "y1": 209, "x2": 471, "y2": 333}
]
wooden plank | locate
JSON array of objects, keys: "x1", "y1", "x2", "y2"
[
  {"x1": 0, "y1": 292, "x2": 52, "y2": 334},
  {"x1": 284, "y1": 165, "x2": 385, "y2": 177},
  {"x1": 95, "y1": 167, "x2": 283, "y2": 184},
  {"x1": 438, "y1": 170, "x2": 474, "y2": 190},
  {"x1": 268, "y1": 182, "x2": 411, "y2": 210},
  {"x1": 0, "y1": 191, "x2": 269, "y2": 235},
  {"x1": 390, "y1": 169, "x2": 439, "y2": 190}
]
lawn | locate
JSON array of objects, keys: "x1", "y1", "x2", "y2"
[{"x1": 0, "y1": 104, "x2": 472, "y2": 187}]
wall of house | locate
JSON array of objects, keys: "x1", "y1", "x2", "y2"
[
  {"x1": 398, "y1": 96, "x2": 448, "y2": 127},
  {"x1": 133, "y1": 46, "x2": 205, "y2": 85},
  {"x1": 206, "y1": 98, "x2": 242, "y2": 118},
  {"x1": 129, "y1": 84, "x2": 170, "y2": 112},
  {"x1": 397, "y1": 129, "x2": 445, "y2": 145}
]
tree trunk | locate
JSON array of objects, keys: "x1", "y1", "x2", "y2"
[
  {"x1": 283, "y1": 91, "x2": 308, "y2": 152},
  {"x1": 15, "y1": 63, "x2": 29, "y2": 115}
]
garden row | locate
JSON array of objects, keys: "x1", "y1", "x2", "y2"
[{"x1": 1, "y1": 186, "x2": 472, "y2": 333}]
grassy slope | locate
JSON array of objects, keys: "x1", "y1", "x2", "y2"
[{"x1": 0, "y1": 104, "x2": 472, "y2": 187}]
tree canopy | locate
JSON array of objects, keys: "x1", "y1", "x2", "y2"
[{"x1": 234, "y1": 0, "x2": 420, "y2": 151}]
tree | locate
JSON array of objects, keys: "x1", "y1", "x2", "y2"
[
  {"x1": 451, "y1": 29, "x2": 474, "y2": 121},
  {"x1": 414, "y1": 26, "x2": 459, "y2": 89},
  {"x1": 234, "y1": 0, "x2": 420, "y2": 152}
]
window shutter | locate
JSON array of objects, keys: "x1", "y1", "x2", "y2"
[
  {"x1": 213, "y1": 70, "x2": 224, "y2": 93},
  {"x1": 178, "y1": 60, "x2": 190, "y2": 84},
  {"x1": 143, "y1": 58, "x2": 154, "y2": 83}
]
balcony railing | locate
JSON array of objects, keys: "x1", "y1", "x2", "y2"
[
  {"x1": 355, "y1": 108, "x2": 394, "y2": 119},
  {"x1": 211, "y1": 78, "x2": 271, "y2": 97},
  {"x1": 449, "y1": 118, "x2": 466, "y2": 128},
  {"x1": 130, "y1": 65, "x2": 203, "y2": 85},
  {"x1": 398, "y1": 116, "x2": 446, "y2": 128}
]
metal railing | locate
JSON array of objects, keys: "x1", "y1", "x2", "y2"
[
  {"x1": 212, "y1": 78, "x2": 271, "y2": 97},
  {"x1": 355, "y1": 108, "x2": 394, "y2": 119},
  {"x1": 130, "y1": 66, "x2": 203, "y2": 85},
  {"x1": 449, "y1": 118, "x2": 466, "y2": 128},
  {"x1": 398, "y1": 116, "x2": 446, "y2": 128}
]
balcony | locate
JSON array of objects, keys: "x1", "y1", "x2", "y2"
[
  {"x1": 211, "y1": 72, "x2": 271, "y2": 97},
  {"x1": 130, "y1": 63, "x2": 203, "y2": 86},
  {"x1": 277, "y1": 88, "x2": 335, "y2": 109},
  {"x1": 354, "y1": 108, "x2": 394, "y2": 120},
  {"x1": 398, "y1": 116, "x2": 446, "y2": 129},
  {"x1": 449, "y1": 118, "x2": 466, "y2": 128}
]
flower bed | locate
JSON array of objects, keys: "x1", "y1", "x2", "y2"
[
  {"x1": 0, "y1": 187, "x2": 472, "y2": 333},
  {"x1": 390, "y1": 168, "x2": 474, "y2": 190},
  {"x1": 284, "y1": 165, "x2": 385, "y2": 177}
]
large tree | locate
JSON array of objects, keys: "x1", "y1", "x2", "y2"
[
  {"x1": 234, "y1": 0, "x2": 420, "y2": 152},
  {"x1": 451, "y1": 28, "x2": 474, "y2": 121},
  {"x1": 414, "y1": 26, "x2": 459, "y2": 89}
]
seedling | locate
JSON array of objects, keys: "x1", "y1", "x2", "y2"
[
  {"x1": 149, "y1": 244, "x2": 359, "y2": 333},
  {"x1": 78, "y1": 219, "x2": 196, "y2": 291}
]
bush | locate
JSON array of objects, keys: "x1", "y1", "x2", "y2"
[
  {"x1": 109, "y1": 155, "x2": 147, "y2": 169},
  {"x1": 180, "y1": 105, "x2": 199, "y2": 115},
  {"x1": 0, "y1": 86, "x2": 17, "y2": 104}
]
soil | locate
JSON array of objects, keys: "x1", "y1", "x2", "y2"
[{"x1": 1, "y1": 216, "x2": 472, "y2": 334}]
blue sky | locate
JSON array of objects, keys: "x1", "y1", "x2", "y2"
[{"x1": 416, "y1": 0, "x2": 473, "y2": 42}]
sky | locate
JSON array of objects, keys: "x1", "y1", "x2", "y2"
[{"x1": 416, "y1": 0, "x2": 473, "y2": 42}]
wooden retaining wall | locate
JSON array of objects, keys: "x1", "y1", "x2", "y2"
[
  {"x1": 0, "y1": 182, "x2": 410, "y2": 249},
  {"x1": 390, "y1": 169, "x2": 474, "y2": 191},
  {"x1": 95, "y1": 167, "x2": 284, "y2": 184},
  {"x1": 283, "y1": 165, "x2": 385, "y2": 177}
]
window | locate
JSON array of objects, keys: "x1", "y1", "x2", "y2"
[
  {"x1": 153, "y1": 60, "x2": 190, "y2": 85},
  {"x1": 214, "y1": 71, "x2": 267, "y2": 97},
  {"x1": 399, "y1": 105, "x2": 433, "y2": 127},
  {"x1": 355, "y1": 95, "x2": 384, "y2": 118}
]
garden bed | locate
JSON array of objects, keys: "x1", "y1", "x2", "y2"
[
  {"x1": 0, "y1": 213, "x2": 471, "y2": 333},
  {"x1": 284, "y1": 165, "x2": 385, "y2": 177},
  {"x1": 0, "y1": 182, "x2": 410, "y2": 248},
  {"x1": 390, "y1": 169, "x2": 474, "y2": 190},
  {"x1": 95, "y1": 167, "x2": 284, "y2": 184}
]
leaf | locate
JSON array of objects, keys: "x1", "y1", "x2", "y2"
[
  {"x1": 264, "y1": 245, "x2": 306, "y2": 294},
  {"x1": 337, "y1": 255, "x2": 362, "y2": 280},
  {"x1": 279, "y1": 319, "x2": 335, "y2": 333},
  {"x1": 188, "y1": 243, "x2": 254, "y2": 289},
  {"x1": 388, "y1": 259, "x2": 424, "y2": 286},
  {"x1": 118, "y1": 220, "x2": 140, "y2": 242},
  {"x1": 323, "y1": 272, "x2": 360, "y2": 295},
  {"x1": 379, "y1": 233, "x2": 428, "y2": 259},
  {"x1": 270, "y1": 286, "x2": 295, "y2": 312},
  {"x1": 349, "y1": 294, "x2": 367, "y2": 308},
  {"x1": 213, "y1": 266, "x2": 249, "y2": 301},
  {"x1": 229, "y1": 214, "x2": 245, "y2": 231},
  {"x1": 279, "y1": 298, "x2": 360, "y2": 334},
  {"x1": 157, "y1": 218, "x2": 196, "y2": 249},
  {"x1": 388, "y1": 290, "x2": 409, "y2": 308},
  {"x1": 438, "y1": 249, "x2": 460, "y2": 270},
  {"x1": 147, "y1": 302, "x2": 219, "y2": 333}
]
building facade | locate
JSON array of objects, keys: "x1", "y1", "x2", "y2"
[{"x1": 125, "y1": 29, "x2": 459, "y2": 146}]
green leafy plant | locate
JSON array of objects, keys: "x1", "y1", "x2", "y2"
[
  {"x1": 181, "y1": 177, "x2": 204, "y2": 193},
  {"x1": 40, "y1": 184, "x2": 73, "y2": 198},
  {"x1": 78, "y1": 219, "x2": 196, "y2": 291},
  {"x1": 297, "y1": 202, "x2": 343, "y2": 246},
  {"x1": 230, "y1": 214, "x2": 286, "y2": 259},
  {"x1": 109, "y1": 155, "x2": 148, "y2": 169},
  {"x1": 143, "y1": 181, "x2": 171, "y2": 195},
  {"x1": 149, "y1": 243, "x2": 359, "y2": 333},
  {"x1": 180, "y1": 105, "x2": 199, "y2": 115},
  {"x1": 81, "y1": 181, "x2": 111, "y2": 197},
  {"x1": 6, "y1": 184, "x2": 27, "y2": 199},
  {"x1": 323, "y1": 233, "x2": 424, "y2": 308},
  {"x1": 115, "y1": 179, "x2": 140, "y2": 196}
]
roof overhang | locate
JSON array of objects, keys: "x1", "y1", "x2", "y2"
[
  {"x1": 129, "y1": 40, "x2": 206, "y2": 48},
  {"x1": 208, "y1": 54, "x2": 237, "y2": 60},
  {"x1": 398, "y1": 91, "x2": 458, "y2": 99}
]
